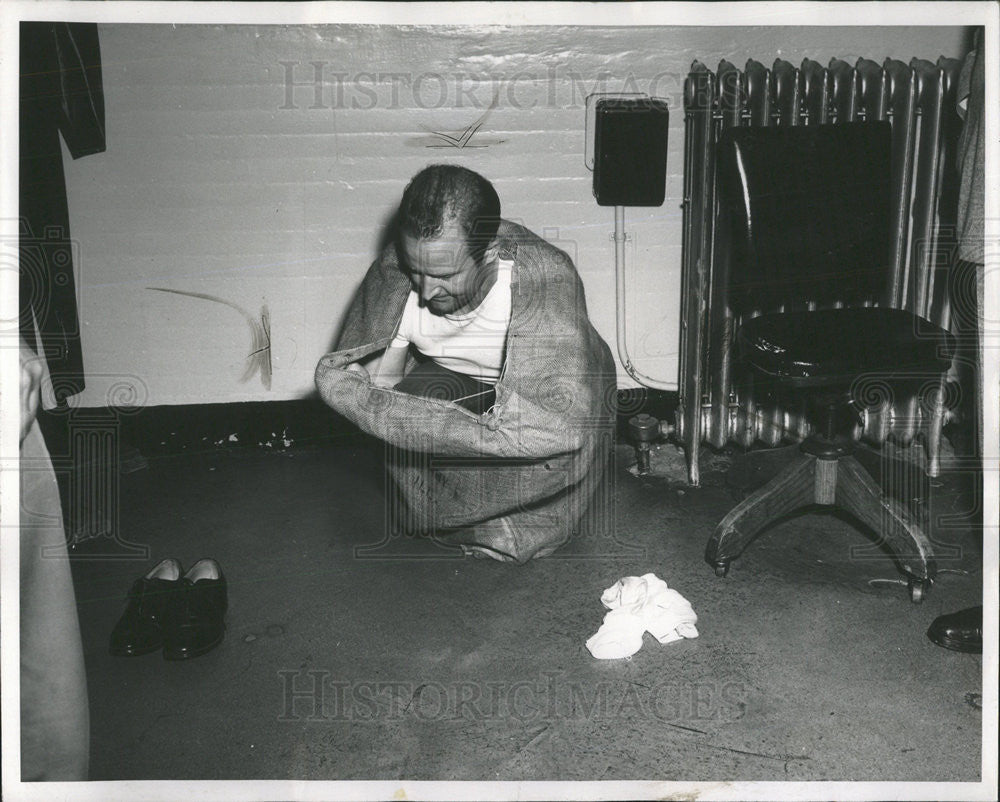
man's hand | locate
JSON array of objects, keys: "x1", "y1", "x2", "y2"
[{"x1": 20, "y1": 339, "x2": 44, "y2": 444}]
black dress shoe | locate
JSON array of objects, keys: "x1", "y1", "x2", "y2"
[
  {"x1": 162, "y1": 558, "x2": 228, "y2": 661},
  {"x1": 109, "y1": 558, "x2": 184, "y2": 656},
  {"x1": 927, "y1": 606, "x2": 983, "y2": 654}
]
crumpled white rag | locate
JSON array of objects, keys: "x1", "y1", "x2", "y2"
[{"x1": 585, "y1": 573, "x2": 699, "y2": 659}]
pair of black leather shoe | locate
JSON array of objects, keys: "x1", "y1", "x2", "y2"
[
  {"x1": 926, "y1": 606, "x2": 983, "y2": 654},
  {"x1": 109, "y1": 558, "x2": 228, "y2": 660}
]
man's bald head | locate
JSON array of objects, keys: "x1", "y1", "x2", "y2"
[{"x1": 397, "y1": 164, "x2": 501, "y2": 268}]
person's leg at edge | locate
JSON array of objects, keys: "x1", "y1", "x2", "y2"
[{"x1": 20, "y1": 419, "x2": 90, "y2": 780}]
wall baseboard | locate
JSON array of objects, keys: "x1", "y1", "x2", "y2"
[{"x1": 35, "y1": 397, "x2": 360, "y2": 463}]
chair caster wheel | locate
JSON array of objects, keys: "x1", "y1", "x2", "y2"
[
  {"x1": 713, "y1": 561, "x2": 730, "y2": 578},
  {"x1": 908, "y1": 578, "x2": 930, "y2": 603}
]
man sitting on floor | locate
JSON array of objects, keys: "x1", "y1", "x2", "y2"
[{"x1": 316, "y1": 164, "x2": 616, "y2": 563}]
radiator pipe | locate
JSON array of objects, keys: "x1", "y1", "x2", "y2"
[
  {"x1": 613, "y1": 206, "x2": 676, "y2": 392},
  {"x1": 627, "y1": 412, "x2": 661, "y2": 474}
]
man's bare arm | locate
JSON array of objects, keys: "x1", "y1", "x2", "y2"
[{"x1": 371, "y1": 344, "x2": 408, "y2": 387}]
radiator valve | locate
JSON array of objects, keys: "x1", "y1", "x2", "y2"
[{"x1": 628, "y1": 413, "x2": 661, "y2": 475}]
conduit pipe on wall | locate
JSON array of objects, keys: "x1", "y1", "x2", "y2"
[{"x1": 613, "y1": 205, "x2": 675, "y2": 392}]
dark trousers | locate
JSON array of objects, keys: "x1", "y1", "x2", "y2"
[{"x1": 394, "y1": 359, "x2": 497, "y2": 415}]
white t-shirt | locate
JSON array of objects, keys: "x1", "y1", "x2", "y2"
[{"x1": 390, "y1": 259, "x2": 513, "y2": 384}]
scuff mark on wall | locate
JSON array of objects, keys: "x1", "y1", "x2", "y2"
[
  {"x1": 407, "y1": 88, "x2": 505, "y2": 148},
  {"x1": 147, "y1": 287, "x2": 272, "y2": 389}
]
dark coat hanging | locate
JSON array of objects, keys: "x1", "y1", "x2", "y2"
[{"x1": 20, "y1": 22, "x2": 106, "y2": 402}]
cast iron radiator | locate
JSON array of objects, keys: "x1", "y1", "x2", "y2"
[{"x1": 677, "y1": 56, "x2": 963, "y2": 486}]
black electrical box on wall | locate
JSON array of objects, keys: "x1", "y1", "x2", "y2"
[{"x1": 593, "y1": 98, "x2": 670, "y2": 206}]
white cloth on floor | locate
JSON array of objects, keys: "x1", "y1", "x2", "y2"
[{"x1": 585, "y1": 573, "x2": 698, "y2": 660}]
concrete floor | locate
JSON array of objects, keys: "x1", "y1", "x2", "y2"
[{"x1": 69, "y1": 436, "x2": 984, "y2": 783}]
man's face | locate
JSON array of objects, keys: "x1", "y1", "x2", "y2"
[{"x1": 400, "y1": 221, "x2": 493, "y2": 316}]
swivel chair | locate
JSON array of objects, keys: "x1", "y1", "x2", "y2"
[{"x1": 704, "y1": 122, "x2": 955, "y2": 602}]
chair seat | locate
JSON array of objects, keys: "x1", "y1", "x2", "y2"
[{"x1": 737, "y1": 307, "x2": 955, "y2": 386}]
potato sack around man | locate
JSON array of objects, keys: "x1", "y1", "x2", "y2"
[{"x1": 315, "y1": 164, "x2": 616, "y2": 563}]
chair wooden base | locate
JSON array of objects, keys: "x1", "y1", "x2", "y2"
[
  {"x1": 726, "y1": 442, "x2": 930, "y2": 520},
  {"x1": 706, "y1": 447, "x2": 936, "y2": 603}
]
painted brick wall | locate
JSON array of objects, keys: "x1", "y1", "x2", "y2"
[{"x1": 61, "y1": 24, "x2": 968, "y2": 406}]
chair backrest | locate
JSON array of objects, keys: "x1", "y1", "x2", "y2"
[{"x1": 717, "y1": 121, "x2": 892, "y2": 313}]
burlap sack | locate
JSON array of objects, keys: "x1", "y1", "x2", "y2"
[{"x1": 316, "y1": 220, "x2": 616, "y2": 562}]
